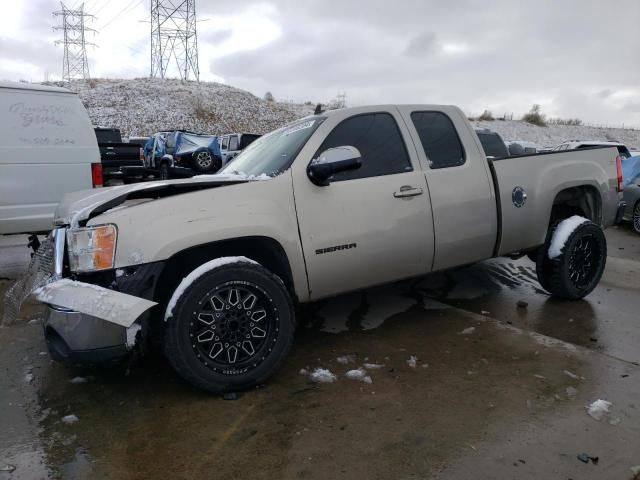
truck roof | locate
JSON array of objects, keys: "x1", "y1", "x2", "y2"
[
  {"x1": 0, "y1": 81, "x2": 73, "y2": 94},
  {"x1": 563, "y1": 140, "x2": 626, "y2": 147},
  {"x1": 316, "y1": 104, "x2": 459, "y2": 117}
]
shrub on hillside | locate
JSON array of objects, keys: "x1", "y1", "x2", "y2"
[
  {"x1": 548, "y1": 117, "x2": 583, "y2": 126},
  {"x1": 522, "y1": 104, "x2": 547, "y2": 127},
  {"x1": 478, "y1": 110, "x2": 494, "y2": 121},
  {"x1": 191, "y1": 95, "x2": 217, "y2": 122}
]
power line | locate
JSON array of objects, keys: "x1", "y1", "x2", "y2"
[
  {"x1": 98, "y1": 0, "x2": 144, "y2": 30},
  {"x1": 53, "y1": 2, "x2": 97, "y2": 82}
]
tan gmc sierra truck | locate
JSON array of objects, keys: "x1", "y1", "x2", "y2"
[{"x1": 20, "y1": 104, "x2": 626, "y2": 393}]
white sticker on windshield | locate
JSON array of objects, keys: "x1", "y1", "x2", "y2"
[{"x1": 283, "y1": 120, "x2": 316, "y2": 136}]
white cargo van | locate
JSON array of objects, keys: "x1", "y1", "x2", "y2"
[{"x1": 0, "y1": 82, "x2": 101, "y2": 235}]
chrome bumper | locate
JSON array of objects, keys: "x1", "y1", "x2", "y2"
[{"x1": 43, "y1": 305, "x2": 128, "y2": 363}]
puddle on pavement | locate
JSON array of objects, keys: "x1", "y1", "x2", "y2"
[
  {"x1": 417, "y1": 256, "x2": 640, "y2": 365},
  {"x1": 2, "y1": 227, "x2": 638, "y2": 479},
  {"x1": 14, "y1": 302, "x2": 597, "y2": 480}
]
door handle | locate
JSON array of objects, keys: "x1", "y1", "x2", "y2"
[{"x1": 393, "y1": 185, "x2": 423, "y2": 198}]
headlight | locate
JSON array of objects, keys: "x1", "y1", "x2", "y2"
[{"x1": 66, "y1": 225, "x2": 117, "y2": 272}]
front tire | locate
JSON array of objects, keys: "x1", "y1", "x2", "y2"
[
  {"x1": 163, "y1": 261, "x2": 295, "y2": 393},
  {"x1": 536, "y1": 220, "x2": 607, "y2": 300}
]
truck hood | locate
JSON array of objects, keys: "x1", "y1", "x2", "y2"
[{"x1": 55, "y1": 173, "x2": 270, "y2": 227}]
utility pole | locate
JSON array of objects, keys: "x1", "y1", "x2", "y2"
[
  {"x1": 53, "y1": 2, "x2": 96, "y2": 82},
  {"x1": 150, "y1": 0, "x2": 200, "y2": 81}
]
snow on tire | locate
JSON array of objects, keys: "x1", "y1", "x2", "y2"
[
  {"x1": 163, "y1": 258, "x2": 295, "y2": 393},
  {"x1": 536, "y1": 217, "x2": 607, "y2": 300}
]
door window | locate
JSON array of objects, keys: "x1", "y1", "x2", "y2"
[
  {"x1": 316, "y1": 112, "x2": 412, "y2": 181},
  {"x1": 222, "y1": 136, "x2": 229, "y2": 149},
  {"x1": 229, "y1": 136, "x2": 239, "y2": 151},
  {"x1": 410, "y1": 111, "x2": 466, "y2": 168}
]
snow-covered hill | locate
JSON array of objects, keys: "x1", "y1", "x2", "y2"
[
  {"x1": 62, "y1": 78, "x2": 312, "y2": 138},
  {"x1": 473, "y1": 119, "x2": 640, "y2": 150},
  {"x1": 52, "y1": 78, "x2": 640, "y2": 149}
]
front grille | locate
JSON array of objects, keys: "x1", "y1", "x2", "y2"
[{"x1": 2, "y1": 233, "x2": 59, "y2": 325}]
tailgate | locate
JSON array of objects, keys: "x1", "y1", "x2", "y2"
[{"x1": 99, "y1": 143, "x2": 143, "y2": 168}]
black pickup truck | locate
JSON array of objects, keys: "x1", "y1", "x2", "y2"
[{"x1": 94, "y1": 128, "x2": 145, "y2": 183}]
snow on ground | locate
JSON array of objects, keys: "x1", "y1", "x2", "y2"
[
  {"x1": 309, "y1": 368, "x2": 337, "y2": 383},
  {"x1": 344, "y1": 368, "x2": 372, "y2": 384},
  {"x1": 406, "y1": 356, "x2": 418, "y2": 368},
  {"x1": 61, "y1": 414, "x2": 79, "y2": 425},
  {"x1": 473, "y1": 119, "x2": 640, "y2": 149},
  {"x1": 586, "y1": 399, "x2": 612, "y2": 421},
  {"x1": 54, "y1": 78, "x2": 314, "y2": 138},
  {"x1": 336, "y1": 355, "x2": 355, "y2": 365}
]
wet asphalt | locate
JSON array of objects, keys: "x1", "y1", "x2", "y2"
[{"x1": 1, "y1": 225, "x2": 639, "y2": 479}]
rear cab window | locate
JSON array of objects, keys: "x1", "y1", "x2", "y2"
[
  {"x1": 410, "y1": 111, "x2": 466, "y2": 168},
  {"x1": 315, "y1": 112, "x2": 412, "y2": 181},
  {"x1": 476, "y1": 132, "x2": 508, "y2": 158}
]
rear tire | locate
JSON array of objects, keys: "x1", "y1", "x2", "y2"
[
  {"x1": 159, "y1": 162, "x2": 170, "y2": 180},
  {"x1": 163, "y1": 261, "x2": 295, "y2": 393},
  {"x1": 192, "y1": 150, "x2": 220, "y2": 173},
  {"x1": 536, "y1": 220, "x2": 606, "y2": 300},
  {"x1": 633, "y1": 201, "x2": 640, "y2": 234}
]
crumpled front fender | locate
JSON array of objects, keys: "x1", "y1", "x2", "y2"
[{"x1": 34, "y1": 279, "x2": 157, "y2": 328}]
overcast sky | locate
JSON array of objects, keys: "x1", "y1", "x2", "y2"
[{"x1": 2, "y1": 0, "x2": 640, "y2": 126}]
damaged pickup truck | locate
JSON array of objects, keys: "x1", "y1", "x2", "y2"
[{"x1": 20, "y1": 105, "x2": 625, "y2": 393}]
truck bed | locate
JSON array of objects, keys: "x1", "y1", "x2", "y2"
[{"x1": 489, "y1": 146, "x2": 621, "y2": 256}]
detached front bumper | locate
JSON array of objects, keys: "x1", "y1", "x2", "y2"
[
  {"x1": 44, "y1": 305, "x2": 128, "y2": 363},
  {"x1": 36, "y1": 278, "x2": 158, "y2": 363},
  {"x1": 26, "y1": 228, "x2": 160, "y2": 364}
]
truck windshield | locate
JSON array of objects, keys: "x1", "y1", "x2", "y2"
[{"x1": 220, "y1": 117, "x2": 325, "y2": 177}]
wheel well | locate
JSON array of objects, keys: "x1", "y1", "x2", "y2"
[
  {"x1": 550, "y1": 186, "x2": 601, "y2": 225},
  {"x1": 153, "y1": 236, "x2": 296, "y2": 308}
]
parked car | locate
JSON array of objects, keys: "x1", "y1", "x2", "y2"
[
  {"x1": 143, "y1": 130, "x2": 222, "y2": 179},
  {"x1": 94, "y1": 127, "x2": 145, "y2": 183},
  {"x1": 219, "y1": 133, "x2": 261, "y2": 164},
  {"x1": 622, "y1": 156, "x2": 640, "y2": 233},
  {"x1": 27, "y1": 104, "x2": 625, "y2": 393},
  {"x1": 552, "y1": 140, "x2": 632, "y2": 159},
  {"x1": 0, "y1": 81, "x2": 102, "y2": 235}
]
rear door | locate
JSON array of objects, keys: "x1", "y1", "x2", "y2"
[
  {"x1": 291, "y1": 107, "x2": 435, "y2": 300},
  {"x1": 398, "y1": 106, "x2": 497, "y2": 270}
]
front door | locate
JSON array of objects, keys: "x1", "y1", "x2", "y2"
[{"x1": 292, "y1": 109, "x2": 435, "y2": 300}]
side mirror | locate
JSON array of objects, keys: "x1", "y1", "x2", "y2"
[{"x1": 307, "y1": 146, "x2": 362, "y2": 186}]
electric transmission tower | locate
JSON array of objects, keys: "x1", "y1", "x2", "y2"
[
  {"x1": 336, "y1": 92, "x2": 347, "y2": 108},
  {"x1": 150, "y1": 0, "x2": 200, "y2": 81},
  {"x1": 53, "y1": 3, "x2": 96, "y2": 82}
]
